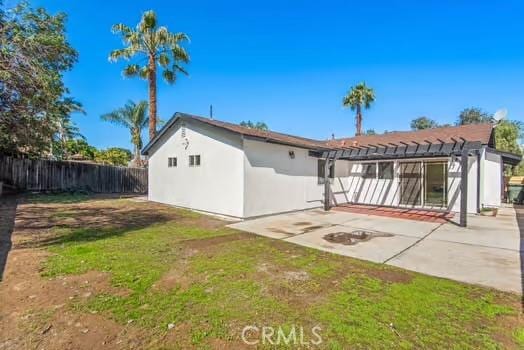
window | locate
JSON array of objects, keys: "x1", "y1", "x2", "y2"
[
  {"x1": 318, "y1": 159, "x2": 335, "y2": 184},
  {"x1": 168, "y1": 157, "x2": 177, "y2": 167},
  {"x1": 378, "y1": 162, "x2": 394, "y2": 179},
  {"x1": 189, "y1": 155, "x2": 201, "y2": 167},
  {"x1": 362, "y1": 163, "x2": 377, "y2": 178}
]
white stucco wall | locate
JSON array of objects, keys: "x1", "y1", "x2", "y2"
[
  {"x1": 147, "y1": 119, "x2": 245, "y2": 218},
  {"x1": 481, "y1": 149, "x2": 502, "y2": 207},
  {"x1": 147, "y1": 120, "x2": 495, "y2": 217},
  {"x1": 341, "y1": 161, "x2": 399, "y2": 206},
  {"x1": 242, "y1": 139, "x2": 348, "y2": 218}
]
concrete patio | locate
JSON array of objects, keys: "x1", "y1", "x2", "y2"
[{"x1": 229, "y1": 205, "x2": 524, "y2": 294}]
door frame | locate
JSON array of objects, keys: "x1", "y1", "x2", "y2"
[{"x1": 397, "y1": 159, "x2": 449, "y2": 210}]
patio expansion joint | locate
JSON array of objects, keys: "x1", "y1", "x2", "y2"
[
  {"x1": 382, "y1": 222, "x2": 445, "y2": 264},
  {"x1": 419, "y1": 237, "x2": 523, "y2": 253}
]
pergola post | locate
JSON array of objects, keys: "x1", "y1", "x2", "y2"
[
  {"x1": 460, "y1": 149, "x2": 469, "y2": 227},
  {"x1": 323, "y1": 156, "x2": 331, "y2": 211}
]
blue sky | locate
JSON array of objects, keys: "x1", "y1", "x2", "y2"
[{"x1": 26, "y1": 0, "x2": 524, "y2": 150}]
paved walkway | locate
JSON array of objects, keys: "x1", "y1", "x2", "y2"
[
  {"x1": 0, "y1": 196, "x2": 17, "y2": 281},
  {"x1": 229, "y1": 205, "x2": 524, "y2": 294}
]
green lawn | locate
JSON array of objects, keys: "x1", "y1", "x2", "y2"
[{"x1": 24, "y1": 194, "x2": 524, "y2": 348}]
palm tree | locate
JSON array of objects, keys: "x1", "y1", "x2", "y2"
[
  {"x1": 109, "y1": 10, "x2": 190, "y2": 140},
  {"x1": 342, "y1": 82, "x2": 375, "y2": 136},
  {"x1": 101, "y1": 100, "x2": 149, "y2": 166}
]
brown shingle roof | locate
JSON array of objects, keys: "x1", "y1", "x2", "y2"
[
  {"x1": 142, "y1": 112, "x2": 495, "y2": 155},
  {"x1": 179, "y1": 113, "x2": 330, "y2": 150},
  {"x1": 326, "y1": 123, "x2": 494, "y2": 148}
]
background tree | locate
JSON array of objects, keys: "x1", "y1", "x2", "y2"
[
  {"x1": 63, "y1": 139, "x2": 97, "y2": 161},
  {"x1": 110, "y1": 10, "x2": 190, "y2": 141},
  {"x1": 342, "y1": 82, "x2": 375, "y2": 136},
  {"x1": 457, "y1": 107, "x2": 492, "y2": 125},
  {"x1": 0, "y1": 1, "x2": 81, "y2": 157},
  {"x1": 239, "y1": 120, "x2": 269, "y2": 131},
  {"x1": 101, "y1": 100, "x2": 149, "y2": 166},
  {"x1": 95, "y1": 147, "x2": 132, "y2": 166},
  {"x1": 410, "y1": 116, "x2": 439, "y2": 130},
  {"x1": 494, "y1": 120, "x2": 524, "y2": 175},
  {"x1": 365, "y1": 129, "x2": 376, "y2": 135},
  {"x1": 52, "y1": 97, "x2": 85, "y2": 159}
]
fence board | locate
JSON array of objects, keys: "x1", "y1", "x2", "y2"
[{"x1": 0, "y1": 155, "x2": 147, "y2": 194}]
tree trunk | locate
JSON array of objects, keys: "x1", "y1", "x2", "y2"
[
  {"x1": 148, "y1": 54, "x2": 157, "y2": 141},
  {"x1": 355, "y1": 104, "x2": 362, "y2": 136},
  {"x1": 134, "y1": 144, "x2": 141, "y2": 167}
]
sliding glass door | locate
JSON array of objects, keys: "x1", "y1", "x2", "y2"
[
  {"x1": 424, "y1": 162, "x2": 448, "y2": 207},
  {"x1": 399, "y1": 161, "x2": 448, "y2": 208}
]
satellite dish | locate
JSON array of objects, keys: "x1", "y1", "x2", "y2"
[{"x1": 493, "y1": 108, "x2": 508, "y2": 123}]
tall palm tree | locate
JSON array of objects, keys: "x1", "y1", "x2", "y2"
[
  {"x1": 101, "y1": 100, "x2": 149, "y2": 166},
  {"x1": 342, "y1": 82, "x2": 375, "y2": 136},
  {"x1": 109, "y1": 10, "x2": 190, "y2": 141}
]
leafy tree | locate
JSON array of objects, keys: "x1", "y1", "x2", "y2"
[
  {"x1": 101, "y1": 100, "x2": 148, "y2": 166},
  {"x1": 494, "y1": 120, "x2": 524, "y2": 175},
  {"x1": 95, "y1": 147, "x2": 132, "y2": 166},
  {"x1": 457, "y1": 107, "x2": 492, "y2": 125},
  {"x1": 365, "y1": 129, "x2": 376, "y2": 135},
  {"x1": 410, "y1": 116, "x2": 439, "y2": 130},
  {"x1": 52, "y1": 97, "x2": 85, "y2": 158},
  {"x1": 60, "y1": 139, "x2": 97, "y2": 160},
  {"x1": 239, "y1": 120, "x2": 269, "y2": 131},
  {"x1": 110, "y1": 10, "x2": 190, "y2": 141},
  {"x1": 0, "y1": 1, "x2": 80, "y2": 157},
  {"x1": 342, "y1": 82, "x2": 375, "y2": 136}
]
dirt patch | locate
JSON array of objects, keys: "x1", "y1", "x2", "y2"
[
  {"x1": 152, "y1": 263, "x2": 193, "y2": 292},
  {"x1": 283, "y1": 270, "x2": 310, "y2": 282},
  {"x1": 0, "y1": 248, "x2": 142, "y2": 350},
  {"x1": 11, "y1": 199, "x2": 189, "y2": 249},
  {"x1": 182, "y1": 232, "x2": 256, "y2": 250},
  {"x1": 361, "y1": 267, "x2": 413, "y2": 284},
  {"x1": 489, "y1": 312, "x2": 524, "y2": 350},
  {"x1": 207, "y1": 338, "x2": 251, "y2": 349},
  {"x1": 5, "y1": 309, "x2": 150, "y2": 350},
  {"x1": 181, "y1": 215, "x2": 228, "y2": 231},
  {"x1": 323, "y1": 230, "x2": 393, "y2": 246}
]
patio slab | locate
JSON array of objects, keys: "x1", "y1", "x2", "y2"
[
  {"x1": 388, "y1": 239, "x2": 522, "y2": 293},
  {"x1": 427, "y1": 208, "x2": 521, "y2": 250},
  {"x1": 228, "y1": 206, "x2": 523, "y2": 294},
  {"x1": 285, "y1": 224, "x2": 419, "y2": 263}
]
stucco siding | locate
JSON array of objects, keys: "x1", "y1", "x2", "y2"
[
  {"x1": 147, "y1": 119, "x2": 244, "y2": 218},
  {"x1": 481, "y1": 150, "x2": 502, "y2": 207},
  {"x1": 341, "y1": 162, "x2": 399, "y2": 206},
  {"x1": 242, "y1": 140, "x2": 347, "y2": 218}
]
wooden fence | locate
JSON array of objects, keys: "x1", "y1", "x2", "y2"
[{"x1": 0, "y1": 155, "x2": 147, "y2": 193}]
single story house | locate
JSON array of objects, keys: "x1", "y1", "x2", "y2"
[{"x1": 142, "y1": 112, "x2": 521, "y2": 226}]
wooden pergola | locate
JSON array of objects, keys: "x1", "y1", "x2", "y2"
[{"x1": 311, "y1": 139, "x2": 484, "y2": 227}]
